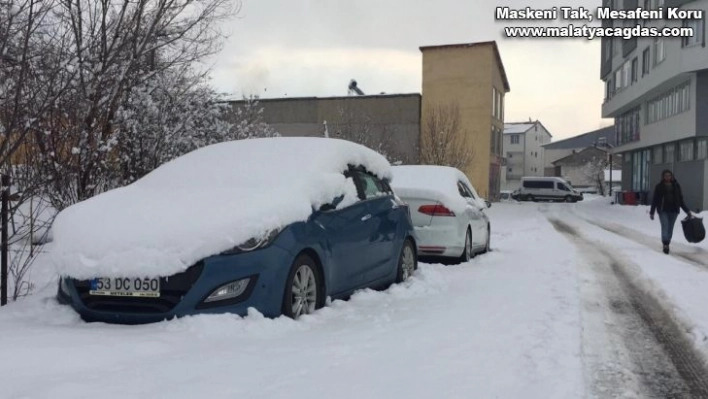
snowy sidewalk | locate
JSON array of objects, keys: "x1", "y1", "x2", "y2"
[{"x1": 0, "y1": 204, "x2": 585, "y2": 399}]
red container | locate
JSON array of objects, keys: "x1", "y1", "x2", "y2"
[{"x1": 623, "y1": 191, "x2": 637, "y2": 205}]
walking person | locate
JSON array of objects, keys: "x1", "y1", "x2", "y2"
[{"x1": 649, "y1": 169, "x2": 694, "y2": 254}]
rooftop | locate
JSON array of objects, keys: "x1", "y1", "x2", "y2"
[
  {"x1": 543, "y1": 125, "x2": 615, "y2": 150},
  {"x1": 503, "y1": 120, "x2": 553, "y2": 137},
  {"x1": 504, "y1": 123, "x2": 535, "y2": 134},
  {"x1": 419, "y1": 41, "x2": 510, "y2": 92},
  {"x1": 223, "y1": 93, "x2": 422, "y2": 103}
]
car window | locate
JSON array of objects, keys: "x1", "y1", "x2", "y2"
[
  {"x1": 355, "y1": 171, "x2": 389, "y2": 199},
  {"x1": 463, "y1": 182, "x2": 478, "y2": 199},
  {"x1": 457, "y1": 182, "x2": 471, "y2": 198},
  {"x1": 558, "y1": 183, "x2": 570, "y2": 191}
]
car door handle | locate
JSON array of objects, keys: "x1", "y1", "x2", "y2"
[{"x1": 361, "y1": 214, "x2": 372, "y2": 221}]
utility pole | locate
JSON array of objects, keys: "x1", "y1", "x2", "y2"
[
  {"x1": 1, "y1": 173, "x2": 9, "y2": 306},
  {"x1": 608, "y1": 151, "x2": 613, "y2": 198}
]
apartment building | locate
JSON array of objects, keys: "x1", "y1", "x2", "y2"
[
  {"x1": 502, "y1": 121, "x2": 552, "y2": 190},
  {"x1": 420, "y1": 42, "x2": 510, "y2": 200},
  {"x1": 600, "y1": 0, "x2": 708, "y2": 209}
]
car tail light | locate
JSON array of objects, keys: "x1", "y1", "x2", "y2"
[{"x1": 418, "y1": 204, "x2": 455, "y2": 216}]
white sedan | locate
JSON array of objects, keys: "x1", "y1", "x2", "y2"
[{"x1": 390, "y1": 165, "x2": 491, "y2": 262}]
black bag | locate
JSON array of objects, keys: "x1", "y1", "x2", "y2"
[{"x1": 681, "y1": 216, "x2": 705, "y2": 243}]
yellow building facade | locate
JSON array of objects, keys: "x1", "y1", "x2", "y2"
[{"x1": 420, "y1": 42, "x2": 510, "y2": 200}]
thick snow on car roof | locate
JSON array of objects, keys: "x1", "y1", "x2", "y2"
[
  {"x1": 51, "y1": 137, "x2": 391, "y2": 279},
  {"x1": 390, "y1": 165, "x2": 478, "y2": 213}
]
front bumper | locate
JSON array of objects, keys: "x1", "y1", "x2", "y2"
[{"x1": 57, "y1": 245, "x2": 294, "y2": 324}]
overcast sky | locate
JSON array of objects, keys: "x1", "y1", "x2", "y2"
[{"x1": 204, "y1": 0, "x2": 614, "y2": 140}]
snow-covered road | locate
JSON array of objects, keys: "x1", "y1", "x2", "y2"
[{"x1": 1, "y1": 197, "x2": 708, "y2": 398}]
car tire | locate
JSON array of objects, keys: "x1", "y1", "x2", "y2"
[
  {"x1": 396, "y1": 239, "x2": 417, "y2": 283},
  {"x1": 281, "y1": 253, "x2": 324, "y2": 320},
  {"x1": 481, "y1": 225, "x2": 491, "y2": 254},
  {"x1": 564, "y1": 195, "x2": 573, "y2": 203},
  {"x1": 459, "y1": 228, "x2": 473, "y2": 263}
]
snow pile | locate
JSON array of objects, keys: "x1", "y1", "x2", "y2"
[
  {"x1": 50, "y1": 137, "x2": 391, "y2": 279},
  {"x1": 0, "y1": 202, "x2": 585, "y2": 398},
  {"x1": 390, "y1": 165, "x2": 484, "y2": 213}
]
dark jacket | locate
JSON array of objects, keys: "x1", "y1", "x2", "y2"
[{"x1": 650, "y1": 180, "x2": 690, "y2": 215}]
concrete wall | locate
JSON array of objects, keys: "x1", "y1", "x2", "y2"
[
  {"x1": 503, "y1": 130, "x2": 526, "y2": 181},
  {"x1": 558, "y1": 165, "x2": 592, "y2": 188},
  {"x1": 421, "y1": 44, "x2": 506, "y2": 199},
  {"x1": 226, "y1": 94, "x2": 421, "y2": 164},
  {"x1": 545, "y1": 148, "x2": 576, "y2": 168},
  {"x1": 525, "y1": 123, "x2": 551, "y2": 176}
]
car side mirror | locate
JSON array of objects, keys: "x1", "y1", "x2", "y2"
[
  {"x1": 485, "y1": 200, "x2": 492, "y2": 208},
  {"x1": 319, "y1": 203, "x2": 336, "y2": 212},
  {"x1": 319, "y1": 195, "x2": 344, "y2": 212}
]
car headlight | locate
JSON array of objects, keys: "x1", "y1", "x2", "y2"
[
  {"x1": 203, "y1": 278, "x2": 251, "y2": 303},
  {"x1": 220, "y1": 228, "x2": 281, "y2": 255}
]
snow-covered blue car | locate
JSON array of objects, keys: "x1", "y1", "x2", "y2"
[{"x1": 55, "y1": 137, "x2": 417, "y2": 324}]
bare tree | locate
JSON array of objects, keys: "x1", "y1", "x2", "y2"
[
  {"x1": 224, "y1": 95, "x2": 279, "y2": 140},
  {"x1": 28, "y1": 0, "x2": 240, "y2": 211},
  {"x1": 1, "y1": 0, "x2": 75, "y2": 169},
  {"x1": 583, "y1": 155, "x2": 607, "y2": 196},
  {"x1": 419, "y1": 102, "x2": 475, "y2": 171},
  {"x1": 1, "y1": 0, "x2": 74, "y2": 300},
  {"x1": 327, "y1": 105, "x2": 409, "y2": 164}
]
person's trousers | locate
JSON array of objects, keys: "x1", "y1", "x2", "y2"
[{"x1": 659, "y1": 211, "x2": 679, "y2": 245}]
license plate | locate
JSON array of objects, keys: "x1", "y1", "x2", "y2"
[{"x1": 89, "y1": 277, "x2": 161, "y2": 297}]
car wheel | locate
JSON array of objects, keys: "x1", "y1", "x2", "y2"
[
  {"x1": 396, "y1": 239, "x2": 417, "y2": 283},
  {"x1": 459, "y1": 228, "x2": 473, "y2": 262},
  {"x1": 282, "y1": 253, "x2": 323, "y2": 319},
  {"x1": 564, "y1": 195, "x2": 573, "y2": 203}
]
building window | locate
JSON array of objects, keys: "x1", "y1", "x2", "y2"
[
  {"x1": 642, "y1": 47, "x2": 650, "y2": 75},
  {"x1": 614, "y1": 68, "x2": 623, "y2": 91},
  {"x1": 653, "y1": 145, "x2": 663, "y2": 164},
  {"x1": 492, "y1": 88, "x2": 503, "y2": 121},
  {"x1": 622, "y1": 62, "x2": 631, "y2": 87},
  {"x1": 604, "y1": 39, "x2": 612, "y2": 61},
  {"x1": 631, "y1": 58, "x2": 638, "y2": 83},
  {"x1": 500, "y1": 94, "x2": 504, "y2": 122},
  {"x1": 664, "y1": 143, "x2": 675, "y2": 163},
  {"x1": 491, "y1": 126, "x2": 496, "y2": 154},
  {"x1": 613, "y1": 37, "x2": 621, "y2": 56},
  {"x1": 511, "y1": 135, "x2": 520, "y2": 144},
  {"x1": 646, "y1": 81, "x2": 690, "y2": 124},
  {"x1": 616, "y1": 106, "x2": 641, "y2": 146},
  {"x1": 605, "y1": 78, "x2": 613, "y2": 100},
  {"x1": 683, "y1": 18, "x2": 703, "y2": 47},
  {"x1": 654, "y1": 37, "x2": 665, "y2": 65},
  {"x1": 679, "y1": 140, "x2": 695, "y2": 161},
  {"x1": 492, "y1": 88, "x2": 497, "y2": 118},
  {"x1": 697, "y1": 138, "x2": 708, "y2": 159},
  {"x1": 508, "y1": 168, "x2": 513, "y2": 173}
]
